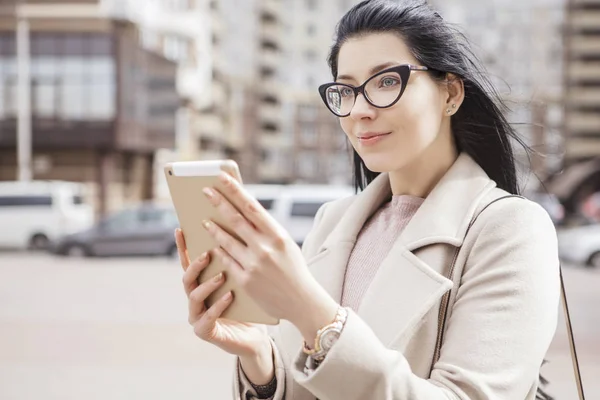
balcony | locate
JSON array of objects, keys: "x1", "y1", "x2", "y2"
[
  {"x1": 261, "y1": 0, "x2": 282, "y2": 20},
  {"x1": 259, "y1": 131, "x2": 285, "y2": 150},
  {"x1": 570, "y1": 37, "x2": 600, "y2": 56},
  {"x1": 259, "y1": 103, "x2": 282, "y2": 126},
  {"x1": 568, "y1": 62, "x2": 600, "y2": 82},
  {"x1": 572, "y1": 0, "x2": 600, "y2": 6},
  {"x1": 567, "y1": 87, "x2": 600, "y2": 106},
  {"x1": 570, "y1": 11, "x2": 600, "y2": 29},
  {"x1": 565, "y1": 112, "x2": 600, "y2": 134},
  {"x1": 567, "y1": 136, "x2": 600, "y2": 159},
  {"x1": 260, "y1": 21, "x2": 280, "y2": 43},
  {"x1": 177, "y1": 63, "x2": 211, "y2": 108},
  {"x1": 0, "y1": 117, "x2": 114, "y2": 149},
  {"x1": 194, "y1": 113, "x2": 225, "y2": 142},
  {"x1": 261, "y1": 46, "x2": 280, "y2": 70}
]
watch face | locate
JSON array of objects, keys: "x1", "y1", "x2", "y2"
[{"x1": 320, "y1": 329, "x2": 341, "y2": 351}]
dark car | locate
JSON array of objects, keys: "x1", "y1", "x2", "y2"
[{"x1": 51, "y1": 203, "x2": 179, "y2": 257}]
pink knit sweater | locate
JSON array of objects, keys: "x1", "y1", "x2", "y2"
[{"x1": 341, "y1": 194, "x2": 424, "y2": 311}]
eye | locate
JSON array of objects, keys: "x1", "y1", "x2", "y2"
[
  {"x1": 379, "y1": 76, "x2": 399, "y2": 88},
  {"x1": 340, "y1": 87, "x2": 354, "y2": 97}
]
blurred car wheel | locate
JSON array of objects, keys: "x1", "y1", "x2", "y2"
[
  {"x1": 587, "y1": 251, "x2": 600, "y2": 269},
  {"x1": 66, "y1": 244, "x2": 90, "y2": 258},
  {"x1": 29, "y1": 234, "x2": 50, "y2": 251}
]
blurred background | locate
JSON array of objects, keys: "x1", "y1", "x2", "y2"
[{"x1": 0, "y1": 0, "x2": 598, "y2": 399}]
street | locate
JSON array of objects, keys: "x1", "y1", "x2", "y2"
[{"x1": 0, "y1": 252, "x2": 598, "y2": 400}]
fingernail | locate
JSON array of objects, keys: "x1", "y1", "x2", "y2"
[
  {"x1": 202, "y1": 187, "x2": 214, "y2": 199},
  {"x1": 202, "y1": 220, "x2": 211, "y2": 230},
  {"x1": 223, "y1": 291, "x2": 233, "y2": 301},
  {"x1": 213, "y1": 272, "x2": 224, "y2": 282},
  {"x1": 198, "y1": 253, "x2": 207, "y2": 262}
]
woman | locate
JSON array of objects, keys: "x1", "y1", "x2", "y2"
[{"x1": 175, "y1": 1, "x2": 560, "y2": 399}]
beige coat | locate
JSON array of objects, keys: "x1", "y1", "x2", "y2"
[{"x1": 234, "y1": 153, "x2": 560, "y2": 400}]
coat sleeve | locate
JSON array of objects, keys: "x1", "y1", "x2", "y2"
[
  {"x1": 289, "y1": 198, "x2": 561, "y2": 400},
  {"x1": 233, "y1": 336, "x2": 287, "y2": 400},
  {"x1": 232, "y1": 202, "x2": 331, "y2": 400}
]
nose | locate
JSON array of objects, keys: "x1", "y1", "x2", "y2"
[{"x1": 349, "y1": 93, "x2": 376, "y2": 120}]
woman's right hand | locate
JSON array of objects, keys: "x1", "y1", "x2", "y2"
[{"x1": 175, "y1": 229, "x2": 272, "y2": 360}]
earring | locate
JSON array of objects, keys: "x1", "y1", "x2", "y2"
[
  {"x1": 446, "y1": 109, "x2": 452, "y2": 114},
  {"x1": 452, "y1": 104, "x2": 457, "y2": 108}
]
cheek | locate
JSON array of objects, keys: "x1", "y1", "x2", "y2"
[
  {"x1": 340, "y1": 118, "x2": 356, "y2": 144},
  {"x1": 393, "y1": 93, "x2": 442, "y2": 143}
]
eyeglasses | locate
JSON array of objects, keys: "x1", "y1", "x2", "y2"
[{"x1": 318, "y1": 64, "x2": 433, "y2": 117}]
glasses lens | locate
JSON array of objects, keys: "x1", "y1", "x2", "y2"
[
  {"x1": 365, "y1": 71, "x2": 403, "y2": 108},
  {"x1": 325, "y1": 85, "x2": 354, "y2": 116}
]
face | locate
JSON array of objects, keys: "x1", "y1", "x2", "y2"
[{"x1": 335, "y1": 33, "x2": 451, "y2": 173}]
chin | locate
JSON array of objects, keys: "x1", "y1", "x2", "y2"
[{"x1": 361, "y1": 156, "x2": 404, "y2": 174}]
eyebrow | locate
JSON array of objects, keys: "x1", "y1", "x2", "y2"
[{"x1": 336, "y1": 62, "x2": 398, "y2": 82}]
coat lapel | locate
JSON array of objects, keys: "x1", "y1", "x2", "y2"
[
  {"x1": 279, "y1": 153, "x2": 498, "y2": 358},
  {"x1": 357, "y1": 154, "x2": 498, "y2": 348}
]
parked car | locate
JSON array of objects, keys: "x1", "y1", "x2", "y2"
[
  {"x1": 245, "y1": 184, "x2": 355, "y2": 246},
  {"x1": 51, "y1": 202, "x2": 179, "y2": 257},
  {"x1": 557, "y1": 223, "x2": 600, "y2": 268},
  {"x1": 0, "y1": 180, "x2": 94, "y2": 250}
]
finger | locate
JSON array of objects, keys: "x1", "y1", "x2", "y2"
[
  {"x1": 202, "y1": 219, "x2": 249, "y2": 268},
  {"x1": 175, "y1": 229, "x2": 190, "y2": 271},
  {"x1": 216, "y1": 172, "x2": 283, "y2": 238},
  {"x1": 202, "y1": 186, "x2": 260, "y2": 248},
  {"x1": 214, "y1": 247, "x2": 245, "y2": 278},
  {"x1": 182, "y1": 252, "x2": 211, "y2": 297},
  {"x1": 194, "y1": 291, "x2": 234, "y2": 338},
  {"x1": 188, "y1": 272, "x2": 227, "y2": 325}
]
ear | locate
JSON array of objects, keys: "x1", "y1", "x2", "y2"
[{"x1": 443, "y1": 73, "x2": 465, "y2": 117}]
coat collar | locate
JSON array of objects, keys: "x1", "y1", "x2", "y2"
[
  {"x1": 293, "y1": 152, "x2": 498, "y2": 350},
  {"x1": 320, "y1": 152, "x2": 497, "y2": 252}
]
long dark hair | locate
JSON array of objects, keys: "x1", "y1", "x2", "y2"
[
  {"x1": 328, "y1": 0, "x2": 528, "y2": 195},
  {"x1": 328, "y1": 1, "x2": 552, "y2": 399}
]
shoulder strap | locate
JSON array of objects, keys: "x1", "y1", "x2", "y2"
[{"x1": 430, "y1": 195, "x2": 586, "y2": 400}]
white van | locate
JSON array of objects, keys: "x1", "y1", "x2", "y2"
[
  {"x1": 0, "y1": 181, "x2": 94, "y2": 250},
  {"x1": 245, "y1": 184, "x2": 355, "y2": 246}
]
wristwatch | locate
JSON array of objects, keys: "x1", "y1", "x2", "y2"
[{"x1": 303, "y1": 306, "x2": 348, "y2": 360}]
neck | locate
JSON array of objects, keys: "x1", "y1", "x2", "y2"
[{"x1": 388, "y1": 132, "x2": 458, "y2": 198}]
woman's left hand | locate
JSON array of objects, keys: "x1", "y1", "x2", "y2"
[{"x1": 201, "y1": 172, "x2": 338, "y2": 334}]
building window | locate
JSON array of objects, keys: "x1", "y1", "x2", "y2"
[
  {"x1": 0, "y1": 33, "x2": 115, "y2": 121},
  {"x1": 307, "y1": 24, "x2": 316, "y2": 36},
  {"x1": 306, "y1": 0, "x2": 317, "y2": 11},
  {"x1": 261, "y1": 39, "x2": 279, "y2": 51},
  {"x1": 260, "y1": 66, "x2": 275, "y2": 79},
  {"x1": 290, "y1": 201, "x2": 323, "y2": 217}
]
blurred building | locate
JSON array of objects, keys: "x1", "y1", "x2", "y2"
[
  {"x1": 279, "y1": 0, "x2": 357, "y2": 184},
  {"x1": 563, "y1": 0, "x2": 600, "y2": 162},
  {"x1": 548, "y1": 0, "x2": 600, "y2": 215},
  {"x1": 0, "y1": 1, "x2": 178, "y2": 218},
  {"x1": 431, "y1": 0, "x2": 565, "y2": 183}
]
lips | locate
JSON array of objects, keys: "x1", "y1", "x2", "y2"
[
  {"x1": 357, "y1": 132, "x2": 391, "y2": 139},
  {"x1": 356, "y1": 132, "x2": 391, "y2": 146},
  {"x1": 357, "y1": 132, "x2": 390, "y2": 139}
]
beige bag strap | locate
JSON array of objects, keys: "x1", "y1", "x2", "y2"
[
  {"x1": 431, "y1": 195, "x2": 586, "y2": 400},
  {"x1": 560, "y1": 266, "x2": 586, "y2": 399}
]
